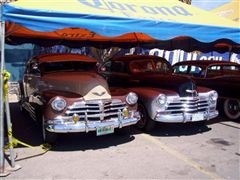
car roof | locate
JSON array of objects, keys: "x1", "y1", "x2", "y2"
[
  {"x1": 33, "y1": 53, "x2": 97, "y2": 63},
  {"x1": 173, "y1": 60, "x2": 240, "y2": 67},
  {"x1": 110, "y1": 55, "x2": 169, "y2": 63}
]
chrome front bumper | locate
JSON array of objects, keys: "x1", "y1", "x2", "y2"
[
  {"x1": 46, "y1": 115, "x2": 140, "y2": 133},
  {"x1": 154, "y1": 110, "x2": 218, "y2": 123}
]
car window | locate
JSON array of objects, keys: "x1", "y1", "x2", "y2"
[
  {"x1": 130, "y1": 60, "x2": 152, "y2": 73},
  {"x1": 209, "y1": 65, "x2": 221, "y2": 70},
  {"x1": 130, "y1": 59, "x2": 171, "y2": 73},
  {"x1": 207, "y1": 65, "x2": 240, "y2": 77},
  {"x1": 111, "y1": 61, "x2": 126, "y2": 73},
  {"x1": 155, "y1": 61, "x2": 170, "y2": 73},
  {"x1": 189, "y1": 66, "x2": 203, "y2": 77},
  {"x1": 28, "y1": 61, "x2": 40, "y2": 75},
  {"x1": 222, "y1": 65, "x2": 240, "y2": 71},
  {"x1": 101, "y1": 61, "x2": 128, "y2": 73},
  {"x1": 189, "y1": 66, "x2": 202, "y2": 73},
  {"x1": 173, "y1": 65, "x2": 188, "y2": 74},
  {"x1": 40, "y1": 61, "x2": 96, "y2": 73},
  {"x1": 206, "y1": 65, "x2": 222, "y2": 77}
]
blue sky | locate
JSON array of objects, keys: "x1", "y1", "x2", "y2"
[{"x1": 192, "y1": 0, "x2": 232, "y2": 10}]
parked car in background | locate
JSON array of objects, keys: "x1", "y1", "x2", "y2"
[
  {"x1": 172, "y1": 60, "x2": 240, "y2": 120},
  {"x1": 18, "y1": 53, "x2": 140, "y2": 143},
  {"x1": 99, "y1": 55, "x2": 218, "y2": 131}
]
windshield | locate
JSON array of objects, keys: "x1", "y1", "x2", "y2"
[
  {"x1": 129, "y1": 59, "x2": 171, "y2": 73},
  {"x1": 173, "y1": 65, "x2": 204, "y2": 77},
  {"x1": 40, "y1": 61, "x2": 96, "y2": 73}
]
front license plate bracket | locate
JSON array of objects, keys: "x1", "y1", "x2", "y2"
[
  {"x1": 192, "y1": 113, "x2": 204, "y2": 121},
  {"x1": 96, "y1": 125, "x2": 114, "y2": 136}
]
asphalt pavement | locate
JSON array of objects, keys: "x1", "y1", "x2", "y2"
[{"x1": 2, "y1": 102, "x2": 240, "y2": 179}]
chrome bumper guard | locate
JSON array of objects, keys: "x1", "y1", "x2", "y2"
[
  {"x1": 154, "y1": 110, "x2": 218, "y2": 123},
  {"x1": 46, "y1": 112, "x2": 140, "y2": 133}
]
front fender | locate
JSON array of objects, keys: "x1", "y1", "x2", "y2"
[{"x1": 129, "y1": 87, "x2": 177, "y2": 119}]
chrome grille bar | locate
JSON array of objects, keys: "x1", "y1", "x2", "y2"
[
  {"x1": 166, "y1": 97, "x2": 209, "y2": 114},
  {"x1": 64, "y1": 99, "x2": 127, "y2": 121}
]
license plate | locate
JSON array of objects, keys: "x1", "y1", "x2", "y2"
[
  {"x1": 192, "y1": 113, "x2": 204, "y2": 121},
  {"x1": 96, "y1": 126, "x2": 114, "y2": 136}
]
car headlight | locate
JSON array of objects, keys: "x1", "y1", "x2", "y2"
[
  {"x1": 156, "y1": 94, "x2": 167, "y2": 107},
  {"x1": 209, "y1": 91, "x2": 218, "y2": 104},
  {"x1": 51, "y1": 97, "x2": 67, "y2": 111},
  {"x1": 126, "y1": 92, "x2": 138, "y2": 105}
]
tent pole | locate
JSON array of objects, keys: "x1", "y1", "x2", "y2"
[
  {"x1": 0, "y1": 20, "x2": 8, "y2": 176},
  {"x1": 5, "y1": 89, "x2": 21, "y2": 172}
]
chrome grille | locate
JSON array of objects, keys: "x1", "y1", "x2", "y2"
[
  {"x1": 166, "y1": 97, "x2": 209, "y2": 114},
  {"x1": 65, "y1": 99, "x2": 127, "y2": 121}
]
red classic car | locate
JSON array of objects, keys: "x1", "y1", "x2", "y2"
[
  {"x1": 173, "y1": 60, "x2": 240, "y2": 120},
  {"x1": 99, "y1": 55, "x2": 218, "y2": 131},
  {"x1": 18, "y1": 53, "x2": 140, "y2": 143}
]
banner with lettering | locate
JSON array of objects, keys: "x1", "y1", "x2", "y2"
[{"x1": 3, "y1": 0, "x2": 240, "y2": 44}]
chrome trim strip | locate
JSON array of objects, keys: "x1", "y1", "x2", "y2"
[
  {"x1": 154, "y1": 110, "x2": 219, "y2": 123},
  {"x1": 45, "y1": 117, "x2": 139, "y2": 133}
]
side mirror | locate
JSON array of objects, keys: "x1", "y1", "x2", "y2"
[{"x1": 100, "y1": 67, "x2": 106, "y2": 72}]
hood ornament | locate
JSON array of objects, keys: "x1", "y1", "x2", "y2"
[
  {"x1": 186, "y1": 89, "x2": 198, "y2": 96},
  {"x1": 92, "y1": 91, "x2": 106, "y2": 96}
]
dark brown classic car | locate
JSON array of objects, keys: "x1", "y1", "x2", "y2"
[
  {"x1": 173, "y1": 60, "x2": 240, "y2": 120},
  {"x1": 99, "y1": 55, "x2": 218, "y2": 131},
  {"x1": 19, "y1": 53, "x2": 140, "y2": 143}
]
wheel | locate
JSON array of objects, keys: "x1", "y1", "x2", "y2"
[
  {"x1": 42, "y1": 116, "x2": 58, "y2": 144},
  {"x1": 115, "y1": 126, "x2": 130, "y2": 136},
  {"x1": 136, "y1": 103, "x2": 156, "y2": 131},
  {"x1": 223, "y1": 99, "x2": 240, "y2": 120}
]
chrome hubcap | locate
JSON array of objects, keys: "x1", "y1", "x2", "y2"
[{"x1": 227, "y1": 100, "x2": 240, "y2": 116}]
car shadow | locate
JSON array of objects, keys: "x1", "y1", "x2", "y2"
[
  {"x1": 131, "y1": 115, "x2": 236, "y2": 137},
  {"x1": 52, "y1": 133, "x2": 135, "y2": 152},
  {"x1": 9, "y1": 103, "x2": 135, "y2": 152},
  {"x1": 148, "y1": 122, "x2": 212, "y2": 137}
]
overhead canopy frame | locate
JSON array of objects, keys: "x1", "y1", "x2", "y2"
[{"x1": 2, "y1": 0, "x2": 240, "y2": 52}]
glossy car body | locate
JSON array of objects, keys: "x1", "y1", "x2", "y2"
[
  {"x1": 173, "y1": 60, "x2": 240, "y2": 120},
  {"x1": 99, "y1": 55, "x2": 218, "y2": 130},
  {"x1": 19, "y1": 53, "x2": 140, "y2": 143}
]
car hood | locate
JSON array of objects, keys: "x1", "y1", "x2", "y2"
[
  {"x1": 136, "y1": 73, "x2": 197, "y2": 97},
  {"x1": 40, "y1": 72, "x2": 111, "y2": 100}
]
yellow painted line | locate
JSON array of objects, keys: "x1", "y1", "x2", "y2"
[
  {"x1": 141, "y1": 134, "x2": 224, "y2": 180},
  {"x1": 220, "y1": 121, "x2": 240, "y2": 129}
]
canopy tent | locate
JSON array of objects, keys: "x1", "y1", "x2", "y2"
[
  {"x1": 212, "y1": 0, "x2": 240, "y2": 22},
  {"x1": 2, "y1": 0, "x2": 240, "y2": 52},
  {"x1": 0, "y1": 0, "x2": 240, "y2": 174}
]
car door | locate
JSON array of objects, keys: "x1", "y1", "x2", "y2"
[
  {"x1": 100, "y1": 61, "x2": 131, "y2": 87},
  {"x1": 23, "y1": 60, "x2": 41, "y2": 99}
]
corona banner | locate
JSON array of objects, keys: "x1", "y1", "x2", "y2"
[{"x1": 2, "y1": 0, "x2": 240, "y2": 47}]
